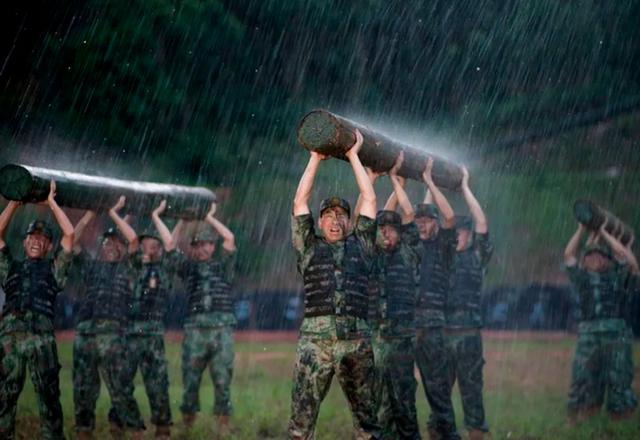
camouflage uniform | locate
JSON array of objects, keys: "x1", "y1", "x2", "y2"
[
  {"x1": 414, "y1": 215, "x2": 459, "y2": 439},
  {"x1": 176, "y1": 247, "x2": 237, "y2": 417},
  {"x1": 566, "y1": 260, "x2": 637, "y2": 415},
  {"x1": 370, "y1": 216, "x2": 421, "y2": 440},
  {"x1": 444, "y1": 231, "x2": 493, "y2": 433},
  {"x1": 0, "y1": 241, "x2": 72, "y2": 440},
  {"x1": 108, "y1": 250, "x2": 178, "y2": 428},
  {"x1": 72, "y1": 251, "x2": 145, "y2": 433},
  {"x1": 288, "y1": 213, "x2": 381, "y2": 440}
]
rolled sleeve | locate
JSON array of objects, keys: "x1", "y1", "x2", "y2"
[
  {"x1": 354, "y1": 215, "x2": 376, "y2": 259},
  {"x1": 0, "y1": 246, "x2": 12, "y2": 283},
  {"x1": 53, "y1": 248, "x2": 73, "y2": 288},
  {"x1": 291, "y1": 214, "x2": 316, "y2": 272},
  {"x1": 474, "y1": 232, "x2": 493, "y2": 268}
]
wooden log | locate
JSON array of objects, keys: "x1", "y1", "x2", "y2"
[
  {"x1": 573, "y1": 199, "x2": 634, "y2": 246},
  {"x1": 297, "y1": 109, "x2": 463, "y2": 190},
  {"x1": 0, "y1": 164, "x2": 216, "y2": 219}
]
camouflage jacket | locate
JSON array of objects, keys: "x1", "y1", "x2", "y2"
[
  {"x1": 0, "y1": 245, "x2": 72, "y2": 334},
  {"x1": 445, "y1": 232, "x2": 493, "y2": 329},
  {"x1": 292, "y1": 213, "x2": 376, "y2": 340}
]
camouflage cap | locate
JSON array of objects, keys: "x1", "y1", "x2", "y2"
[
  {"x1": 455, "y1": 215, "x2": 473, "y2": 231},
  {"x1": 415, "y1": 203, "x2": 439, "y2": 219},
  {"x1": 583, "y1": 243, "x2": 612, "y2": 259},
  {"x1": 25, "y1": 220, "x2": 53, "y2": 239},
  {"x1": 376, "y1": 210, "x2": 402, "y2": 227},
  {"x1": 101, "y1": 227, "x2": 126, "y2": 244},
  {"x1": 138, "y1": 226, "x2": 160, "y2": 242},
  {"x1": 319, "y1": 197, "x2": 351, "y2": 217},
  {"x1": 191, "y1": 228, "x2": 218, "y2": 245}
]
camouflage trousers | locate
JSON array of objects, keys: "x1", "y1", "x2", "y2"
[
  {"x1": 180, "y1": 326, "x2": 234, "y2": 416},
  {"x1": 73, "y1": 332, "x2": 144, "y2": 432},
  {"x1": 372, "y1": 334, "x2": 419, "y2": 440},
  {"x1": 109, "y1": 333, "x2": 172, "y2": 427},
  {"x1": 622, "y1": 326, "x2": 638, "y2": 412},
  {"x1": 287, "y1": 336, "x2": 381, "y2": 440},
  {"x1": 567, "y1": 328, "x2": 637, "y2": 415},
  {"x1": 0, "y1": 331, "x2": 64, "y2": 440},
  {"x1": 415, "y1": 327, "x2": 460, "y2": 440},
  {"x1": 444, "y1": 329, "x2": 488, "y2": 432}
]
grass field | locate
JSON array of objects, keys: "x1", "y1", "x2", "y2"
[{"x1": 12, "y1": 331, "x2": 640, "y2": 439}]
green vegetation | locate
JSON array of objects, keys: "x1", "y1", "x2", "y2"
[{"x1": 13, "y1": 335, "x2": 640, "y2": 439}]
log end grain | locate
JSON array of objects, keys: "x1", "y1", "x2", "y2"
[
  {"x1": 297, "y1": 109, "x2": 351, "y2": 156},
  {"x1": 0, "y1": 164, "x2": 36, "y2": 202}
]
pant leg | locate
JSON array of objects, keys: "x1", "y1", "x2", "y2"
[
  {"x1": 0, "y1": 332, "x2": 28, "y2": 440},
  {"x1": 287, "y1": 337, "x2": 336, "y2": 440},
  {"x1": 605, "y1": 329, "x2": 636, "y2": 414},
  {"x1": 209, "y1": 326, "x2": 234, "y2": 416},
  {"x1": 567, "y1": 331, "x2": 604, "y2": 412},
  {"x1": 108, "y1": 334, "x2": 139, "y2": 428},
  {"x1": 27, "y1": 332, "x2": 64, "y2": 440},
  {"x1": 454, "y1": 331, "x2": 488, "y2": 432},
  {"x1": 73, "y1": 334, "x2": 100, "y2": 431},
  {"x1": 98, "y1": 333, "x2": 145, "y2": 430},
  {"x1": 181, "y1": 328, "x2": 211, "y2": 415},
  {"x1": 416, "y1": 328, "x2": 460, "y2": 439},
  {"x1": 372, "y1": 336, "x2": 395, "y2": 439},
  {"x1": 383, "y1": 337, "x2": 420, "y2": 440},
  {"x1": 139, "y1": 335, "x2": 172, "y2": 426},
  {"x1": 334, "y1": 338, "x2": 381, "y2": 440}
]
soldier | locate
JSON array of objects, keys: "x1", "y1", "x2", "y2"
[
  {"x1": 71, "y1": 196, "x2": 145, "y2": 439},
  {"x1": 0, "y1": 182, "x2": 73, "y2": 440},
  {"x1": 288, "y1": 129, "x2": 381, "y2": 439},
  {"x1": 108, "y1": 200, "x2": 180, "y2": 439},
  {"x1": 444, "y1": 167, "x2": 492, "y2": 440},
  {"x1": 564, "y1": 221, "x2": 639, "y2": 423},
  {"x1": 411, "y1": 159, "x2": 458, "y2": 440},
  {"x1": 369, "y1": 153, "x2": 421, "y2": 439},
  {"x1": 176, "y1": 201, "x2": 237, "y2": 436}
]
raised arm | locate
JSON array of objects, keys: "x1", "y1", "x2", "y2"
[
  {"x1": 460, "y1": 166, "x2": 487, "y2": 234},
  {"x1": 423, "y1": 157, "x2": 455, "y2": 229},
  {"x1": 0, "y1": 200, "x2": 21, "y2": 250},
  {"x1": 46, "y1": 181, "x2": 74, "y2": 253},
  {"x1": 599, "y1": 224, "x2": 639, "y2": 274},
  {"x1": 354, "y1": 167, "x2": 381, "y2": 220},
  {"x1": 151, "y1": 200, "x2": 176, "y2": 251},
  {"x1": 73, "y1": 210, "x2": 96, "y2": 254},
  {"x1": 388, "y1": 152, "x2": 414, "y2": 224},
  {"x1": 564, "y1": 223, "x2": 585, "y2": 267},
  {"x1": 293, "y1": 152, "x2": 326, "y2": 216},
  {"x1": 109, "y1": 196, "x2": 138, "y2": 254},
  {"x1": 345, "y1": 129, "x2": 376, "y2": 219},
  {"x1": 204, "y1": 202, "x2": 236, "y2": 253}
]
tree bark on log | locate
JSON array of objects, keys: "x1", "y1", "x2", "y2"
[
  {"x1": 297, "y1": 109, "x2": 463, "y2": 191},
  {"x1": 0, "y1": 164, "x2": 216, "y2": 219},
  {"x1": 573, "y1": 200, "x2": 633, "y2": 245}
]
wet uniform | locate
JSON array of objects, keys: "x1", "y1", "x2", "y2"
[
  {"x1": 288, "y1": 213, "x2": 381, "y2": 440},
  {"x1": 176, "y1": 248, "x2": 237, "y2": 418},
  {"x1": 444, "y1": 232, "x2": 493, "y2": 433},
  {"x1": 415, "y1": 226, "x2": 459, "y2": 439},
  {"x1": 0, "y1": 245, "x2": 71, "y2": 440},
  {"x1": 370, "y1": 220, "x2": 421, "y2": 439},
  {"x1": 72, "y1": 251, "x2": 145, "y2": 433}
]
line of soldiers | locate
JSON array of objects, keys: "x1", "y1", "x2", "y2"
[
  {"x1": 0, "y1": 181, "x2": 237, "y2": 440},
  {"x1": 289, "y1": 129, "x2": 493, "y2": 440}
]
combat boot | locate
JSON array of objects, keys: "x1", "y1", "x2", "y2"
[
  {"x1": 610, "y1": 408, "x2": 635, "y2": 422},
  {"x1": 109, "y1": 422, "x2": 124, "y2": 440},
  {"x1": 427, "y1": 427, "x2": 441, "y2": 440},
  {"x1": 130, "y1": 429, "x2": 145, "y2": 440},
  {"x1": 216, "y1": 415, "x2": 231, "y2": 439},
  {"x1": 155, "y1": 425, "x2": 171, "y2": 439},
  {"x1": 182, "y1": 412, "x2": 196, "y2": 429},
  {"x1": 76, "y1": 431, "x2": 93, "y2": 440},
  {"x1": 468, "y1": 429, "x2": 484, "y2": 440}
]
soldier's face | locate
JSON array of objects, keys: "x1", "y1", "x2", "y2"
[
  {"x1": 99, "y1": 236, "x2": 126, "y2": 262},
  {"x1": 456, "y1": 228, "x2": 472, "y2": 251},
  {"x1": 23, "y1": 232, "x2": 52, "y2": 259},
  {"x1": 191, "y1": 241, "x2": 215, "y2": 261},
  {"x1": 583, "y1": 251, "x2": 610, "y2": 272},
  {"x1": 415, "y1": 217, "x2": 438, "y2": 240},
  {"x1": 141, "y1": 237, "x2": 163, "y2": 263},
  {"x1": 319, "y1": 207, "x2": 350, "y2": 243},
  {"x1": 378, "y1": 224, "x2": 400, "y2": 251}
]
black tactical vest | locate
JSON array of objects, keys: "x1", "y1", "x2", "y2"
[
  {"x1": 446, "y1": 248, "x2": 484, "y2": 327},
  {"x1": 578, "y1": 270, "x2": 624, "y2": 321},
  {"x1": 130, "y1": 263, "x2": 167, "y2": 322},
  {"x1": 76, "y1": 260, "x2": 132, "y2": 324},
  {"x1": 2, "y1": 259, "x2": 59, "y2": 319},
  {"x1": 184, "y1": 259, "x2": 234, "y2": 315},
  {"x1": 378, "y1": 249, "x2": 415, "y2": 321},
  {"x1": 417, "y1": 237, "x2": 450, "y2": 314},
  {"x1": 303, "y1": 235, "x2": 369, "y2": 320}
]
